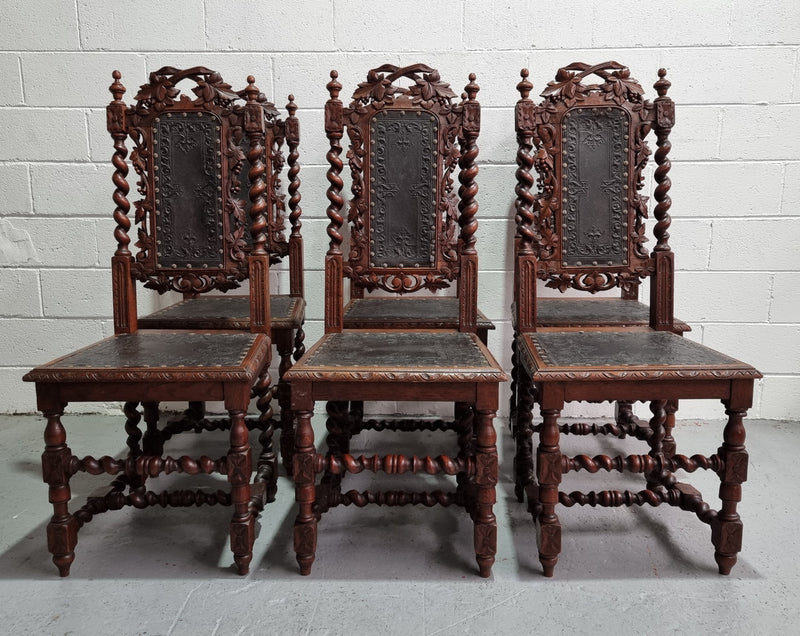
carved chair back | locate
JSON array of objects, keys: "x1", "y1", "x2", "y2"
[
  {"x1": 107, "y1": 66, "x2": 273, "y2": 334},
  {"x1": 514, "y1": 62, "x2": 676, "y2": 332},
  {"x1": 322, "y1": 64, "x2": 481, "y2": 333}
]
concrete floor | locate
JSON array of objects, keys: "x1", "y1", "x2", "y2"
[{"x1": 0, "y1": 412, "x2": 798, "y2": 635}]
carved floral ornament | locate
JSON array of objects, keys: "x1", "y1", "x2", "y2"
[
  {"x1": 351, "y1": 64, "x2": 458, "y2": 110},
  {"x1": 109, "y1": 67, "x2": 289, "y2": 295},
  {"x1": 540, "y1": 61, "x2": 646, "y2": 107},
  {"x1": 132, "y1": 66, "x2": 279, "y2": 120},
  {"x1": 516, "y1": 62, "x2": 667, "y2": 294},
  {"x1": 331, "y1": 64, "x2": 476, "y2": 294}
]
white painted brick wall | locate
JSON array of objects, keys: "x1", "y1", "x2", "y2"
[{"x1": 0, "y1": 0, "x2": 797, "y2": 422}]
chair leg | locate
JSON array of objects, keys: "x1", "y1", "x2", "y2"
[
  {"x1": 122, "y1": 401, "x2": 145, "y2": 490},
  {"x1": 473, "y1": 407, "x2": 498, "y2": 578},
  {"x1": 509, "y1": 332, "x2": 519, "y2": 435},
  {"x1": 293, "y1": 322, "x2": 306, "y2": 361},
  {"x1": 348, "y1": 400, "x2": 364, "y2": 431},
  {"x1": 514, "y1": 367, "x2": 535, "y2": 503},
  {"x1": 41, "y1": 405, "x2": 78, "y2": 577},
  {"x1": 455, "y1": 406, "x2": 475, "y2": 509},
  {"x1": 321, "y1": 400, "x2": 350, "y2": 495},
  {"x1": 645, "y1": 399, "x2": 670, "y2": 492},
  {"x1": 713, "y1": 400, "x2": 749, "y2": 575},
  {"x1": 123, "y1": 400, "x2": 142, "y2": 457},
  {"x1": 536, "y1": 405, "x2": 563, "y2": 577},
  {"x1": 253, "y1": 368, "x2": 278, "y2": 502},
  {"x1": 276, "y1": 329, "x2": 296, "y2": 476},
  {"x1": 141, "y1": 401, "x2": 163, "y2": 457},
  {"x1": 227, "y1": 408, "x2": 254, "y2": 575},
  {"x1": 663, "y1": 399, "x2": 678, "y2": 458},
  {"x1": 615, "y1": 400, "x2": 634, "y2": 428},
  {"x1": 293, "y1": 407, "x2": 318, "y2": 576}
]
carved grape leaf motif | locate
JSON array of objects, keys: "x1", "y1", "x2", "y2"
[
  {"x1": 353, "y1": 69, "x2": 400, "y2": 104},
  {"x1": 538, "y1": 226, "x2": 559, "y2": 258},
  {"x1": 191, "y1": 71, "x2": 239, "y2": 107},
  {"x1": 545, "y1": 273, "x2": 574, "y2": 293},
  {"x1": 228, "y1": 226, "x2": 247, "y2": 262},
  {"x1": 541, "y1": 68, "x2": 588, "y2": 107},
  {"x1": 408, "y1": 69, "x2": 457, "y2": 107},
  {"x1": 133, "y1": 76, "x2": 179, "y2": 112},
  {"x1": 601, "y1": 68, "x2": 645, "y2": 105}
]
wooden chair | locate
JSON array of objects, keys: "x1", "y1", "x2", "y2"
[
  {"x1": 508, "y1": 67, "x2": 695, "y2": 438},
  {"x1": 339, "y1": 60, "x2": 494, "y2": 345},
  {"x1": 22, "y1": 69, "x2": 275, "y2": 576},
  {"x1": 135, "y1": 69, "x2": 305, "y2": 476},
  {"x1": 284, "y1": 65, "x2": 506, "y2": 577},
  {"x1": 512, "y1": 62, "x2": 762, "y2": 576}
]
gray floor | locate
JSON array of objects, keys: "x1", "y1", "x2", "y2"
[{"x1": 0, "y1": 412, "x2": 798, "y2": 635}]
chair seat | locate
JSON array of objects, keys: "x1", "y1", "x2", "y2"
[
  {"x1": 137, "y1": 295, "x2": 305, "y2": 331},
  {"x1": 535, "y1": 298, "x2": 691, "y2": 332},
  {"x1": 286, "y1": 331, "x2": 506, "y2": 579},
  {"x1": 23, "y1": 330, "x2": 271, "y2": 577},
  {"x1": 286, "y1": 331, "x2": 506, "y2": 382},
  {"x1": 24, "y1": 331, "x2": 270, "y2": 385},
  {"x1": 519, "y1": 330, "x2": 759, "y2": 381},
  {"x1": 343, "y1": 297, "x2": 494, "y2": 332}
]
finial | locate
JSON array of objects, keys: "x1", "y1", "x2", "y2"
[
  {"x1": 287, "y1": 94, "x2": 297, "y2": 117},
  {"x1": 464, "y1": 72, "x2": 479, "y2": 101},
  {"x1": 654, "y1": 68, "x2": 671, "y2": 97},
  {"x1": 245, "y1": 75, "x2": 259, "y2": 102},
  {"x1": 327, "y1": 70, "x2": 341, "y2": 100},
  {"x1": 109, "y1": 70, "x2": 125, "y2": 101},
  {"x1": 517, "y1": 68, "x2": 532, "y2": 100}
]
